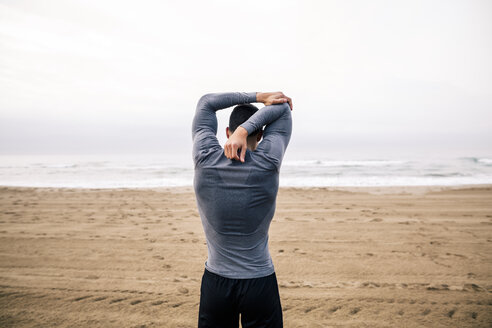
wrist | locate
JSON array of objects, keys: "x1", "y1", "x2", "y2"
[
  {"x1": 256, "y1": 92, "x2": 264, "y2": 104},
  {"x1": 235, "y1": 126, "x2": 249, "y2": 137}
]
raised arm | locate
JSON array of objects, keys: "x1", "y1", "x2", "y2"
[
  {"x1": 192, "y1": 92, "x2": 257, "y2": 165},
  {"x1": 224, "y1": 92, "x2": 293, "y2": 170}
]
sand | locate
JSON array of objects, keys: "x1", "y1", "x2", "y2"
[{"x1": 0, "y1": 185, "x2": 491, "y2": 327}]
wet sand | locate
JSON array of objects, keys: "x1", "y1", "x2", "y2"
[{"x1": 0, "y1": 185, "x2": 491, "y2": 327}]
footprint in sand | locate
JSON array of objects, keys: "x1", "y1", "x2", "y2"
[
  {"x1": 447, "y1": 309, "x2": 456, "y2": 318},
  {"x1": 72, "y1": 295, "x2": 92, "y2": 302},
  {"x1": 462, "y1": 283, "x2": 485, "y2": 292},
  {"x1": 304, "y1": 306, "x2": 317, "y2": 313},
  {"x1": 85, "y1": 274, "x2": 99, "y2": 280},
  {"x1": 328, "y1": 306, "x2": 341, "y2": 313},
  {"x1": 361, "y1": 282, "x2": 379, "y2": 288},
  {"x1": 350, "y1": 307, "x2": 361, "y2": 315},
  {"x1": 446, "y1": 252, "x2": 467, "y2": 259},
  {"x1": 109, "y1": 298, "x2": 126, "y2": 304}
]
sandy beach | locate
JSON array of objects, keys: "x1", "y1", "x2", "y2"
[{"x1": 0, "y1": 185, "x2": 491, "y2": 327}]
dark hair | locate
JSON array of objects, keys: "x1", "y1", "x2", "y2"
[{"x1": 229, "y1": 104, "x2": 261, "y2": 135}]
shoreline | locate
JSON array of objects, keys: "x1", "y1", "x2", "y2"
[{"x1": 1, "y1": 183, "x2": 492, "y2": 194}]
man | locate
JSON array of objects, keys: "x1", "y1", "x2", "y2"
[{"x1": 192, "y1": 91, "x2": 293, "y2": 328}]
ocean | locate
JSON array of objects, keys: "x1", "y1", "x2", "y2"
[{"x1": 1, "y1": 153, "x2": 491, "y2": 188}]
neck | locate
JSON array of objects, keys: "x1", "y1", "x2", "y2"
[{"x1": 247, "y1": 138, "x2": 257, "y2": 151}]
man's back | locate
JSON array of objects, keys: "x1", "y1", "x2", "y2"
[
  {"x1": 194, "y1": 146, "x2": 280, "y2": 278},
  {"x1": 192, "y1": 92, "x2": 292, "y2": 279}
]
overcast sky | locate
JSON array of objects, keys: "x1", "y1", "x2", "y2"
[{"x1": 1, "y1": 0, "x2": 491, "y2": 158}]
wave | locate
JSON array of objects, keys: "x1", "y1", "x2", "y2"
[
  {"x1": 423, "y1": 173, "x2": 468, "y2": 177},
  {"x1": 283, "y1": 159, "x2": 408, "y2": 167},
  {"x1": 478, "y1": 158, "x2": 492, "y2": 165},
  {"x1": 460, "y1": 157, "x2": 492, "y2": 165},
  {"x1": 1, "y1": 155, "x2": 492, "y2": 188}
]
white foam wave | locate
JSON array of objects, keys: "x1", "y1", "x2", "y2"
[
  {"x1": 478, "y1": 158, "x2": 492, "y2": 165},
  {"x1": 283, "y1": 159, "x2": 408, "y2": 167},
  {"x1": 1, "y1": 154, "x2": 492, "y2": 188}
]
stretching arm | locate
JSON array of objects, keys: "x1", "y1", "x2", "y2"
[
  {"x1": 240, "y1": 102, "x2": 292, "y2": 171},
  {"x1": 192, "y1": 92, "x2": 257, "y2": 166}
]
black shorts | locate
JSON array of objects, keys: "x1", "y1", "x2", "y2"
[{"x1": 198, "y1": 269, "x2": 283, "y2": 328}]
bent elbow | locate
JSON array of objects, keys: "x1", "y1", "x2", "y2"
[
  {"x1": 278, "y1": 102, "x2": 291, "y2": 113},
  {"x1": 197, "y1": 94, "x2": 212, "y2": 108}
]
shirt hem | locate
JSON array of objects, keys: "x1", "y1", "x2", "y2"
[{"x1": 204, "y1": 264, "x2": 275, "y2": 279}]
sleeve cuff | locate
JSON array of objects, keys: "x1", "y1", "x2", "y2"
[
  {"x1": 246, "y1": 92, "x2": 257, "y2": 103},
  {"x1": 240, "y1": 121, "x2": 256, "y2": 135}
]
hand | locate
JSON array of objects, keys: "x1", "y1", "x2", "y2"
[
  {"x1": 257, "y1": 92, "x2": 293, "y2": 110},
  {"x1": 224, "y1": 126, "x2": 248, "y2": 162}
]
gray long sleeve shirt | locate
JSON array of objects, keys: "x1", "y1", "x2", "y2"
[{"x1": 192, "y1": 92, "x2": 292, "y2": 279}]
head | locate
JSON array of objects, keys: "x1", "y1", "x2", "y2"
[{"x1": 226, "y1": 104, "x2": 263, "y2": 151}]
